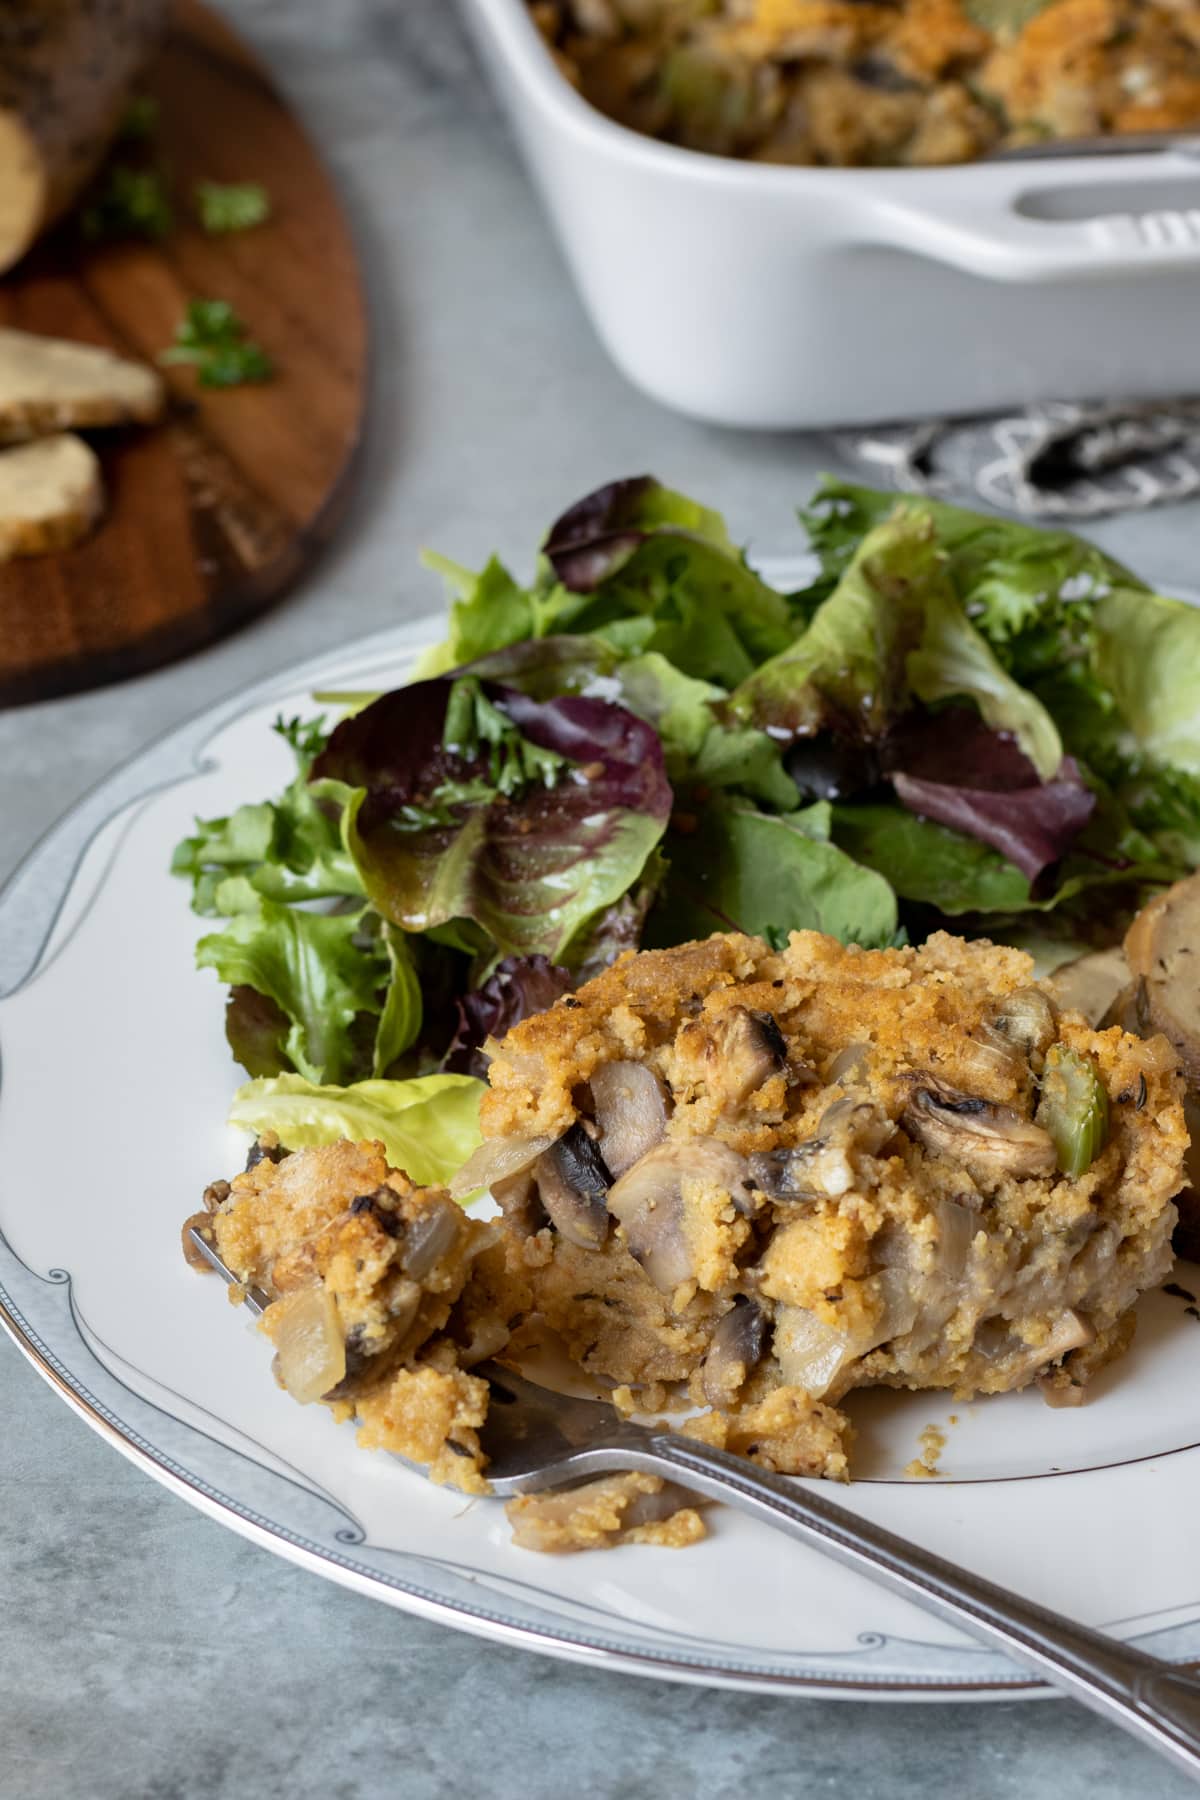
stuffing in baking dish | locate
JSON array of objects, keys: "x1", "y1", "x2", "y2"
[
  {"x1": 187, "y1": 928, "x2": 1187, "y2": 1550},
  {"x1": 529, "y1": 0, "x2": 1200, "y2": 166}
]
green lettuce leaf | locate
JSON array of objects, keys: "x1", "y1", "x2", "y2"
[
  {"x1": 228, "y1": 1072, "x2": 485, "y2": 1189},
  {"x1": 731, "y1": 507, "x2": 929, "y2": 739},
  {"x1": 415, "y1": 479, "x2": 795, "y2": 690},
  {"x1": 832, "y1": 784, "x2": 1180, "y2": 916},
  {"x1": 172, "y1": 715, "x2": 361, "y2": 915},
  {"x1": 412, "y1": 553, "x2": 542, "y2": 679},
  {"x1": 733, "y1": 504, "x2": 1062, "y2": 778},
  {"x1": 197, "y1": 886, "x2": 420, "y2": 1084},
  {"x1": 906, "y1": 568, "x2": 1062, "y2": 781},
  {"x1": 832, "y1": 803, "x2": 1033, "y2": 914},
  {"x1": 1091, "y1": 588, "x2": 1200, "y2": 774},
  {"x1": 650, "y1": 797, "x2": 899, "y2": 948},
  {"x1": 800, "y1": 478, "x2": 1138, "y2": 648}
]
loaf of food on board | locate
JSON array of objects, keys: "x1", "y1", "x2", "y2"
[{"x1": 0, "y1": 0, "x2": 170, "y2": 274}]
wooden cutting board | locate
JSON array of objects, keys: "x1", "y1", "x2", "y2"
[{"x1": 0, "y1": 0, "x2": 368, "y2": 708}]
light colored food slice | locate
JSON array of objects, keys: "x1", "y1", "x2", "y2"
[
  {"x1": 1124, "y1": 873, "x2": 1200, "y2": 1085},
  {"x1": 1046, "y1": 945, "x2": 1130, "y2": 1029},
  {"x1": 0, "y1": 432, "x2": 103, "y2": 559},
  {"x1": 0, "y1": 0, "x2": 170, "y2": 274},
  {"x1": 0, "y1": 329, "x2": 164, "y2": 444},
  {"x1": 505, "y1": 1472, "x2": 707, "y2": 1553}
]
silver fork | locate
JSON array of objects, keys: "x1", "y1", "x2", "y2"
[{"x1": 191, "y1": 1226, "x2": 1200, "y2": 1778}]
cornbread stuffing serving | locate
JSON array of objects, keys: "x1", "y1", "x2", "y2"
[
  {"x1": 186, "y1": 928, "x2": 1187, "y2": 1552},
  {"x1": 530, "y1": 0, "x2": 1200, "y2": 166}
]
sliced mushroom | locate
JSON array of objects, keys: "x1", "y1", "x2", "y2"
[
  {"x1": 722, "y1": 1007, "x2": 790, "y2": 1101},
  {"x1": 591, "y1": 1060, "x2": 669, "y2": 1176},
  {"x1": 245, "y1": 1136, "x2": 290, "y2": 1172},
  {"x1": 984, "y1": 986, "x2": 1057, "y2": 1068},
  {"x1": 491, "y1": 1166, "x2": 549, "y2": 1238},
  {"x1": 606, "y1": 1138, "x2": 750, "y2": 1293},
  {"x1": 533, "y1": 1123, "x2": 613, "y2": 1249},
  {"x1": 901, "y1": 1076, "x2": 1057, "y2": 1182},
  {"x1": 749, "y1": 1097, "x2": 892, "y2": 1202},
  {"x1": 684, "y1": 1005, "x2": 793, "y2": 1110},
  {"x1": 702, "y1": 1298, "x2": 768, "y2": 1406},
  {"x1": 1124, "y1": 873, "x2": 1200, "y2": 1086},
  {"x1": 1046, "y1": 946, "x2": 1130, "y2": 1029},
  {"x1": 980, "y1": 1308, "x2": 1094, "y2": 1386}
]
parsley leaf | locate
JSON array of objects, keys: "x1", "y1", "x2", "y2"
[
  {"x1": 81, "y1": 165, "x2": 172, "y2": 241},
  {"x1": 272, "y1": 713, "x2": 330, "y2": 769},
  {"x1": 119, "y1": 96, "x2": 160, "y2": 141},
  {"x1": 195, "y1": 181, "x2": 271, "y2": 234},
  {"x1": 160, "y1": 298, "x2": 275, "y2": 388}
]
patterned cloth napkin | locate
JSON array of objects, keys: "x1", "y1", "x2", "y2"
[{"x1": 830, "y1": 398, "x2": 1200, "y2": 519}]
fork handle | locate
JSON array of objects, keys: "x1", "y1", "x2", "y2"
[{"x1": 604, "y1": 1431, "x2": 1200, "y2": 1777}]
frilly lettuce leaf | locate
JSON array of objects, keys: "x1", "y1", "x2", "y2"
[
  {"x1": 416, "y1": 478, "x2": 794, "y2": 688},
  {"x1": 731, "y1": 508, "x2": 929, "y2": 739},
  {"x1": 228, "y1": 1072, "x2": 485, "y2": 1189},
  {"x1": 734, "y1": 505, "x2": 1063, "y2": 779},
  {"x1": 543, "y1": 475, "x2": 741, "y2": 587},
  {"x1": 800, "y1": 478, "x2": 1138, "y2": 650},
  {"x1": 172, "y1": 715, "x2": 362, "y2": 915},
  {"x1": 905, "y1": 553, "x2": 1062, "y2": 781},
  {"x1": 455, "y1": 635, "x2": 725, "y2": 778}
]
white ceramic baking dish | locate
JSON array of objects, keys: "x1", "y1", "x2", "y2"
[{"x1": 459, "y1": 0, "x2": 1200, "y2": 428}]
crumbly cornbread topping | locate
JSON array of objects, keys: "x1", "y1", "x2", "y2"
[{"x1": 189, "y1": 928, "x2": 1187, "y2": 1550}]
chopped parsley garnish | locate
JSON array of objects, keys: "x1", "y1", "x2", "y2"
[
  {"x1": 160, "y1": 299, "x2": 275, "y2": 388},
  {"x1": 273, "y1": 713, "x2": 329, "y2": 770},
  {"x1": 195, "y1": 181, "x2": 271, "y2": 234},
  {"x1": 119, "y1": 96, "x2": 160, "y2": 141},
  {"x1": 81, "y1": 165, "x2": 172, "y2": 242}
]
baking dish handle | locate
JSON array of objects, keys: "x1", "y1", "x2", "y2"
[{"x1": 860, "y1": 153, "x2": 1200, "y2": 282}]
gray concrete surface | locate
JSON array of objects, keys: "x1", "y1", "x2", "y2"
[{"x1": 3, "y1": 3, "x2": 1198, "y2": 1795}]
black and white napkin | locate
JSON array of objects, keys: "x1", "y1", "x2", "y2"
[{"x1": 830, "y1": 398, "x2": 1200, "y2": 519}]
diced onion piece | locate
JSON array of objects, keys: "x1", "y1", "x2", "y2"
[
  {"x1": 1035, "y1": 1046, "x2": 1110, "y2": 1178},
  {"x1": 874, "y1": 1269, "x2": 919, "y2": 1344},
  {"x1": 267, "y1": 1287, "x2": 346, "y2": 1404},
  {"x1": 402, "y1": 1203, "x2": 460, "y2": 1280},
  {"x1": 826, "y1": 1042, "x2": 871, "y2": 1086},
  {"x1": 773, "y1": 1305, "x2": 855, "y2": 1398},
  {"x1": 931, "y1": 1195, "x2": 977, "y2": 1280},
  {"x1": 450, "y1": 1132, "x2": 557, "y2": 1200}
]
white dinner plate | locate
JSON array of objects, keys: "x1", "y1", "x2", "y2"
[{"x1": 5, "y1": 594, "x2": 1200, "y2": 1701}]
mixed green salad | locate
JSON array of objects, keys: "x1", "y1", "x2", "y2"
[{"x1": 173, "y1": 475, "x2": 1200, "y2": 1158}]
